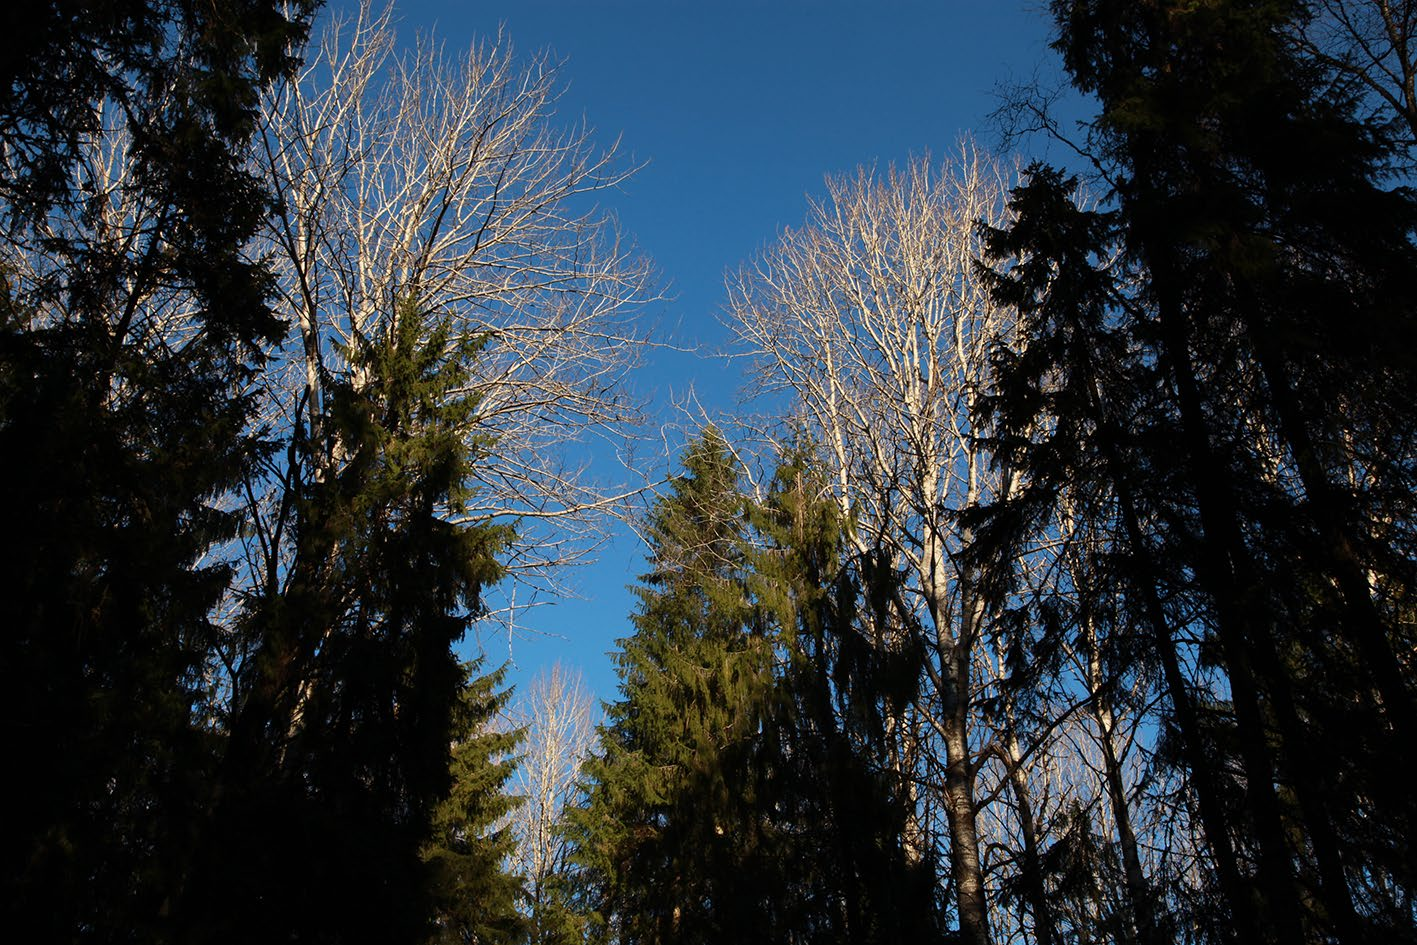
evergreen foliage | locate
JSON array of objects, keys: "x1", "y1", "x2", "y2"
[
  {"x1": 745, "y1": 445, "x2": 942, "y2": 945},
  {"x1": 977, "y1": 1, "x2": 1417, "y2": 941},
  {"x1": 424, "y1": 664, "x2": 528, "y2": 945},
  {"x1": 180, "y1": 302, "x2": 516, "y2": 942},
  {"x1": 572, "y1": 430, "x2": 770, "y2": 944},
  {"x1": 1, "y1": 5, "x2": 546, "y2": 938},
  {"x1": 524, "y1": 864, "x2": 590, "y2": 945},
  {"x1": 573, "y1": 432, "x2": 939, "y2": 945},
  {"x1": 0, "y1": 0, "x2": 315, "y2": 937}
]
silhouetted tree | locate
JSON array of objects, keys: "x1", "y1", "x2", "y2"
[
  {"x1": 0, "y1": 1, "x2": 314, "y2": 937},
  {"x1": 179, "y1": 304, "x2": 511, "y2": 943},
  {"x1": 979, "y1": 1, "x2": 1417, "y2": 941}
]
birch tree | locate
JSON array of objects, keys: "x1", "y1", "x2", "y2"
[
  {"x1": 508, "y1": 663, "x2": 597, "y2": 945},
  {"x1": 1292, "y1": 0, "x2": 1417, "y2": 148},
  {"x1": 241, "y1": 1, "x2": 658, "y2": 631},
  {"x1": 725, "y1": 144, "x2": 1018, "y2": 945},
  {"x1": 179, "y1": 7, "x2": 657, "y2": 937}
]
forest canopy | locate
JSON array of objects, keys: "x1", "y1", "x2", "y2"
[{"x1": 2, "y1": 1, "x2": 1415, "y2": 944}]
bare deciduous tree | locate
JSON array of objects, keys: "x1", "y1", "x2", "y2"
[
  {"x1": 240, "y1": 1, "x2": 660, "y2": 636},
  {"x1": 506, "y1": 662, "x2": 597, "y2": 941},
  {"x1": 1293, "y1": 0, "x2": 1417, "y2": 148},
  {"x1": 725, "y1": 143, "x2": 1018, "y2": 945}
]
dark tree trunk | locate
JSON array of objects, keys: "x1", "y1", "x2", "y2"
[{"x1": 1146, "y1": 246, "x2": 1305, "y2": 944}]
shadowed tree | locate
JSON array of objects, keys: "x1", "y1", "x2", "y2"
[
  {"x1": 745, "y1": 441, "x2": 944, "y2": 944},
  {"x1": 571, "y1": 431, "x2": 942, "y2": 945},
  {"x1": 726, "y1": 145, "x2": 1018, "y2": 945},
  {"x1": 0, "y1": 0, "x2": 315, "y2": 937},
  {"x1": 178, "y1": 303, "x2": 513, "y2": 943},
  {"x1": 978, "y1": 1, "x2": 1417, "y2": 941},
  {"x1": 424, "y1": 663, "x2": 527, "y2": 945}
]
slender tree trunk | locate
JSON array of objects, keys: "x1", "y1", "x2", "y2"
[
  {"x1": 936, "y1": 573, "x2": 990, "y2": 945},
  {"x1": 810, "y1": 608, "x2": 864, "y2": 943},
  {"x1": 1002, "y1": 727, "x2": 1055, "y2": 945},
  {"x1": 1146, "y1": 245, "x2": 1305, "y2": 944},
  {"x1": 1081, "y1": 366, "x2": 1257, "y2": 945},
  {"x1": 942, "y1": 699, "x2": 990, "y2": 945},
  {"x1": 1087, "y1": 648, "x2": 1161, "y2": 945}
]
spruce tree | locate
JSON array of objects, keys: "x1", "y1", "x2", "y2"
[
  {"x1": 180, "y1": 303, "x2": 513, "y2": 943},
  {"x1": 571, "y1": 430, "x2": 778, "y2": 945},
  {"x1": 980, "y1": 2, "x2": 1417, "y2": 940},
  {"x1": 745, "y1": 444, "x2": 943, "y2": 944},
  {"x1": 424, "y1": 664, "x2": 528, "y2": 945},
  {"x1": 0, "y1": 1, "x2": 315, "y2": 937},
  {"x1": 573, "y1": 433, "x2": 941, "y2": 945}
]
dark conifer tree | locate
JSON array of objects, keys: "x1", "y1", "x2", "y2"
[
  {"x1": 424, "y1": 664, "x2": 528, "y2": 945},
  {"x1": 179, "y1": 304, "x2": 514, "y2": 943},
  {"x1": 3, "y1": 6, "x2": 592, "y2": 943},
  {"x1": 746, "y1": 445, "x2": 943, "y2": 945},
  {"x1": 573, "y1": 433, "x2": 941, "y2": 945},
  {"x1": 977, "y1": 167, "x2": 1219, "y2": 942},
  {"x1": 979, "y1": 1, "x2": 1417, "y2": 941},
  {"x1": 0, "y1": 1, "x2": 315, "y2": 938},
  {"x1": 571, "y1": 430, "x2": 773, "y2": 945}
]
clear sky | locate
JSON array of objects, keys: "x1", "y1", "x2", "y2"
[{"x1": 377, "y1": 0, "x2": 1072, "y2": 702}]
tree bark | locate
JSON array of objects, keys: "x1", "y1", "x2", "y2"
[
  {"x1": 938, "y1": 580, "x2": 991, "y2": 945},
  {"x1": 1089, "y1": 665, "x2": 1162, "y2": 945},
  {"x1": 942, "y1": 693, "x2": 990, "y2": 945},
  {"x1": 1003, "y1": 728, "x2": 1055, "y2": 945}
]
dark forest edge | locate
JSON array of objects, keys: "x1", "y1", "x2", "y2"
[{"x1": 2, "y1": 1, "x2": 1415, "y2": 944}]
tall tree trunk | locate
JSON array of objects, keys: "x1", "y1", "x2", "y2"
[
  {"x1": 1146, "y1": 246, "x2": 1305, "y2": 944},
  {"x1": 1002, "y1": 725, "x2": 1055, "y2": 945},
  {"x1": 936, "y1": 572, "x2": 990, "y2": 945},
  {"x1": 942, "y1": 694, "x2": 990, "y2": 945},
  {"x1": 1080, "y1": 367, "x2": 1257, "y2": 945},
  {"x1": 1086, "y1": 632, "x2": 1162, "y2": 945}
]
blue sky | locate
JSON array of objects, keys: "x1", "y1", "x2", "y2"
[{"x1": 384, "y1": 0, "x2": 1072, "y2": 702}]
